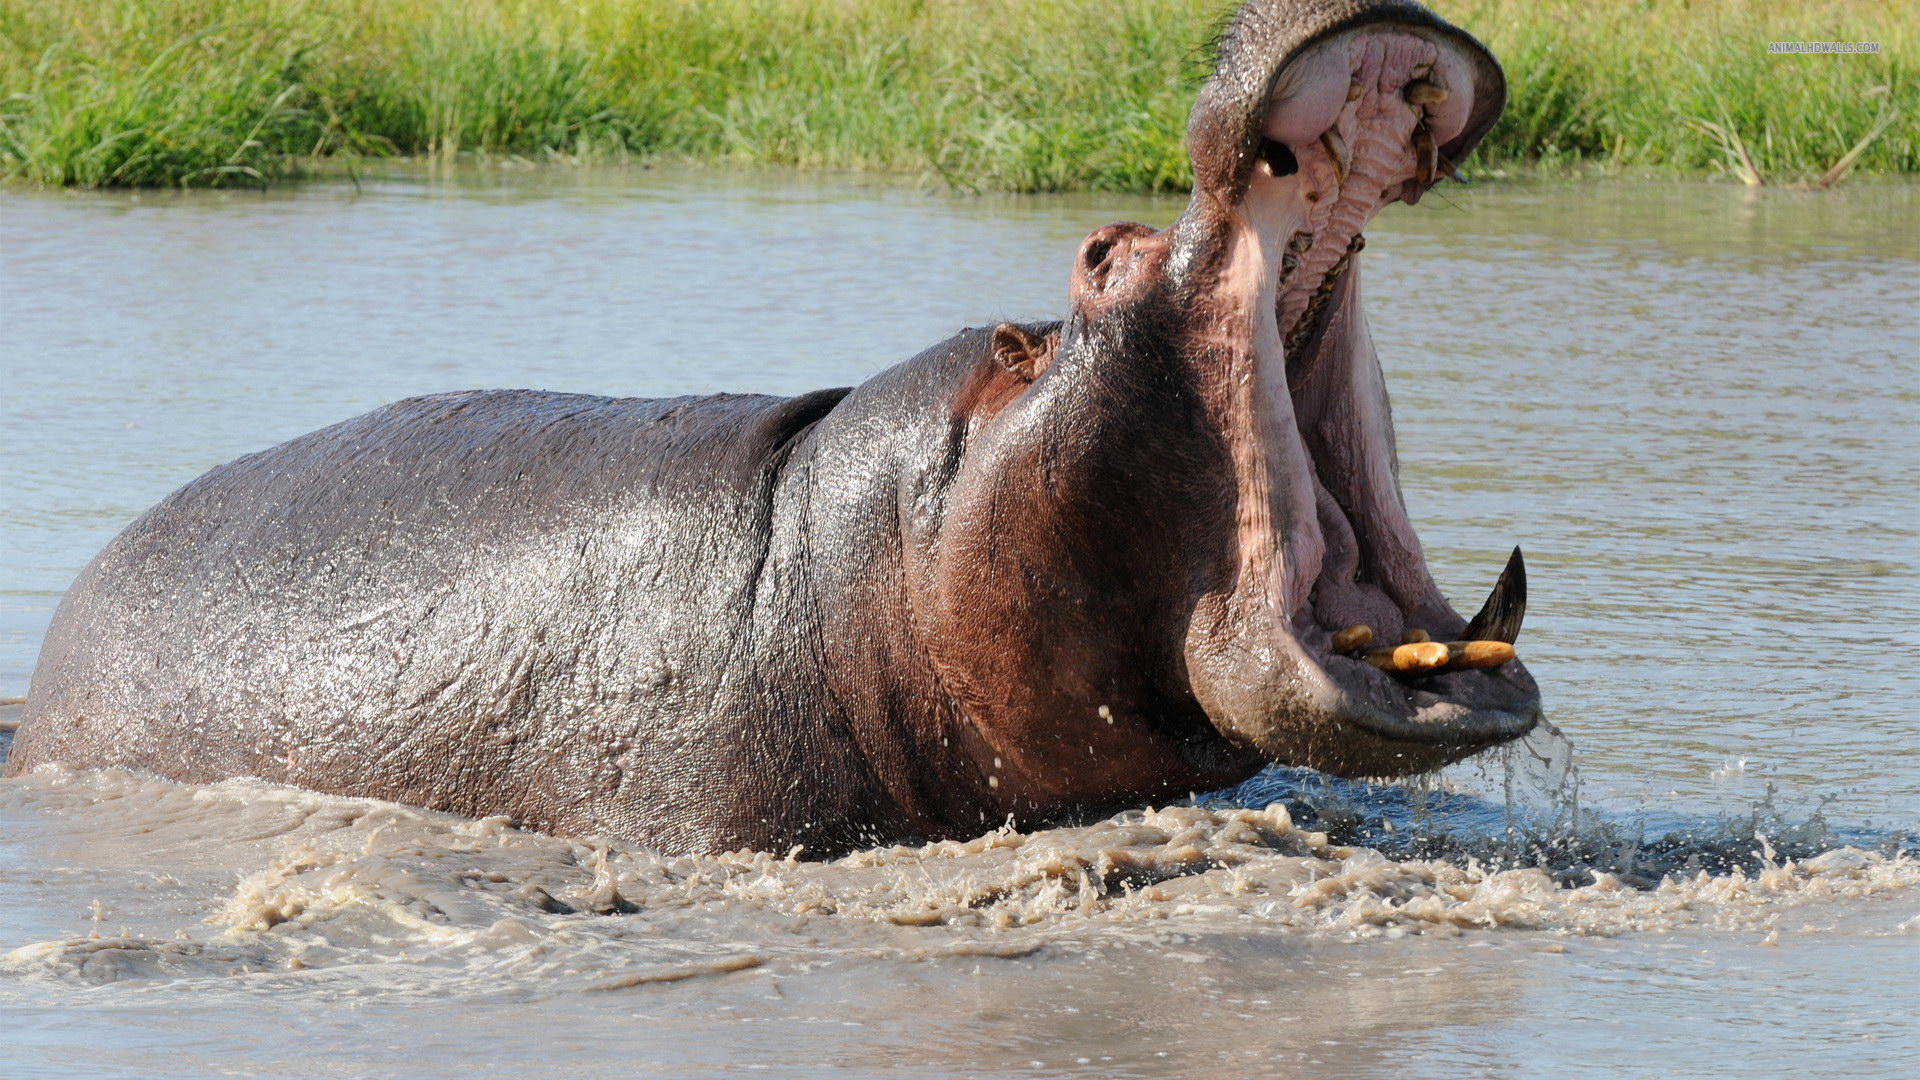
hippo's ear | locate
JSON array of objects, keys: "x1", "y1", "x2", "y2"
[{"x1": 990, "y1": 323, "x2": 1057, "y2": 382}]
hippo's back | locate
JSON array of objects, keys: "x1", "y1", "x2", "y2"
[{"x1": 7, "y1": 386, "x2": 869, "y2": 848}]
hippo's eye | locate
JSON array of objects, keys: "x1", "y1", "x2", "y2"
[{"x1": 1259, "y1": 138, "x2": 1298, "y2": 177}]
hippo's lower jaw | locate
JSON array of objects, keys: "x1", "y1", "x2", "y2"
[{"x1": 1173, "y1": 15, "x2": 1539, "y2": 776}]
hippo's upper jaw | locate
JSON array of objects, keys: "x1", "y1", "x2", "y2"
[{"x1": 1054, "y1": 0, "x2": 1537, "y2": 778}]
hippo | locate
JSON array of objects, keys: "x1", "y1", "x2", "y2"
[{"x1": 8, "y1": 0, "x2": 1540, "y2": 856}]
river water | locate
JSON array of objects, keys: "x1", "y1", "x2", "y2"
[{"x1": 0, "y1": 168, "x2": 1915, "y2": 1078}]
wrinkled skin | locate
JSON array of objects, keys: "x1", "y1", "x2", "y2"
[{"x1": 8, "y1": 0, "x2": 1540, "y2": 856}]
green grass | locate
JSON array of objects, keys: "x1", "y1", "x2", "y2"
[{"x1": 0, "y1": 0, "x2": 1911, "y2": 190}]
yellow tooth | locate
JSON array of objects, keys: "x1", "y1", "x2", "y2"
[
  {"x1": 1405, "y1": 79, "x2": 1448, "y2": 106},
  {"x1": 1367, "y1": 639, "x2": 1517, "y2": 675},
  {"x1": 1332, "y1": 624, "x2": 1373, "y2": 654},
  {"x1": 1450, "y1": 640, "x2": 1517, "y2": 669},
  {"x1": 1320, "y1": 129, "x2": 1351, "y2": 183},
  {"x1": 1347, "y1": 80, "x2": 1364, "y2": 102},
  {"x1": 1402, "y1": 628, "x2": 1431, "y2": 644},
  {"x1": 1412, "y1": 121, "x2": 1437, "y2": 186},
  {"x1": 1365, "y1": 641, "x2": 1451, "y2": 673}
]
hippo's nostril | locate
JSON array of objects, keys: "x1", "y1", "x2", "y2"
[
  {"x1": 1077, "y1": 226, "x2": 1136, "y2": 295},
  {"x1": 1072, "y1": 222, "x2": 1156, "y2": 299},
  {"x1": 1081, "y1": 235, "x2": 1117, "y2": 275}
]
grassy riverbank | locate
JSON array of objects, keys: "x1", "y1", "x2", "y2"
[{"x1": 0, "y1": 0, "x2": 1910, "y2": 190}]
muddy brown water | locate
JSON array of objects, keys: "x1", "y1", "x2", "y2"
[{"x1": 0, "y1": 169, "x2": 1916, "y2": 1078}]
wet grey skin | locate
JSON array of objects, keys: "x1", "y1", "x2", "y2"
[{"x1": 7, "y1": 0, "x2": 1540, "y2": 857}]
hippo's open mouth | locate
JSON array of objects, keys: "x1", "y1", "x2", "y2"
[
  {"x1": 1177, "y1": 14, "x2": 1539, "y2": 771},
  {"x1": 1274, "y1": 26, "x2": 1537, "y2": 749}
]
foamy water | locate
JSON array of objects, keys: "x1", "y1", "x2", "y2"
[{"x1": 6, "y1": 745, "x2": 1915, "y2": 988}]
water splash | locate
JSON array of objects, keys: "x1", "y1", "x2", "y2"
[{"x1": 1214, "y1": 717, "x2": 1914, "y2": 889}]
